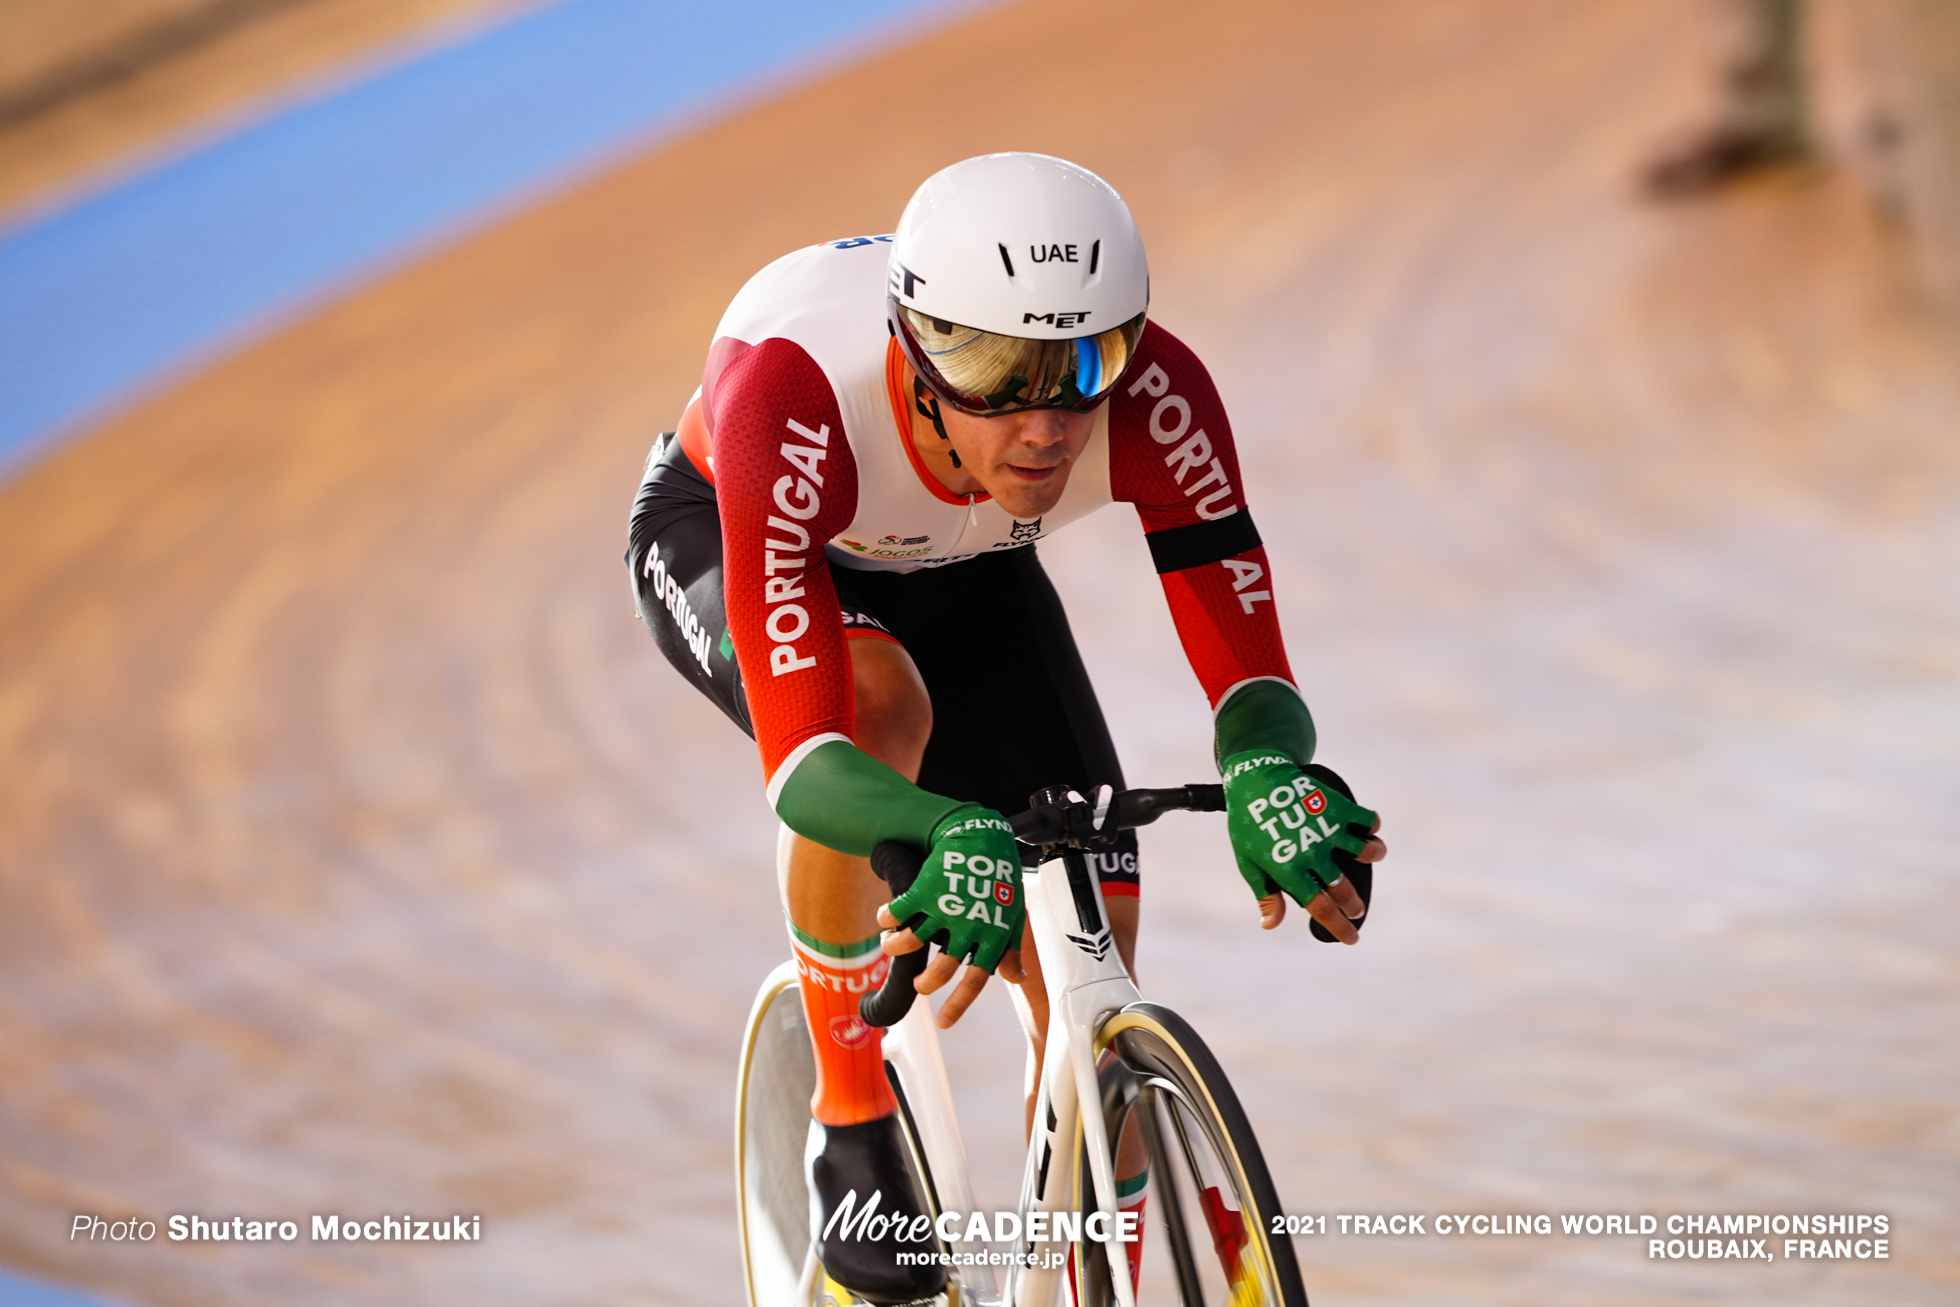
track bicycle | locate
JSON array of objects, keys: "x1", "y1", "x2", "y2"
[{"x1": 737, "y1": 778, "x2": 1365, "y2": 1307}]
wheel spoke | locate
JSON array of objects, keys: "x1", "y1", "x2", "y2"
[{"x1": 1138, "y1": 1085, "x2": 1206, "y2": 1306}]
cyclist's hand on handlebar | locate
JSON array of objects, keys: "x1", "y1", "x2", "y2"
[
  {"x1": 1256, "y1": 815, "x2": 1384, "y2": 936},
  {"x1": 877, "y1": 805, "x2": 1027, "y2": 1027},
  {"x1": 874, "y1": 921, "x2": 1025, "y2": 1028},
  {"x1": 1221, "y1": 753, "x2": 1385, "y2": 944}
]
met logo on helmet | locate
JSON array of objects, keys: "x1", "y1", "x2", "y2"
[
  {"x1": 889, "y1": 261, "x2": 927, "y2": 298},
  {"x1": 1024, "y1": 311, "x2": 1091, "y2": 329}
]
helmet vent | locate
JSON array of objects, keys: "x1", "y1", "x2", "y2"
[
  {"x1": 997, "y1": 243, "x2": 1015, "y2": 278},
  {"x1": 1088, "y1": 240, "x2": 1100, "y2": 275}
]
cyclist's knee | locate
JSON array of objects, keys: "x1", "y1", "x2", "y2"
[
  {"x1": 848, "y1": 637, "x2": 931, "y2": 780},
  {"x1": 780, "y1": 827, "x2": 887, "y2": 940}
]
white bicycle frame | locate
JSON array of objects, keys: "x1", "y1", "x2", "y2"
[
  {"x1": 738, "y1": 788, "x2": 1290, "y2": 1307},
  {"x1": 876, "y1": 848, "x2": 1143, "y2": 1307}
]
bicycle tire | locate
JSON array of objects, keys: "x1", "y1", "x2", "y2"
[
  {"x1": 735, "y1": 963, "x2": 818, "y2": 1307},
  {"x1": 1077, "y1": 1001, "x2": 1308, "y2": 1307},
  {"x1": 736, "y1": 964, "x2": 953, "y2": 1307}
]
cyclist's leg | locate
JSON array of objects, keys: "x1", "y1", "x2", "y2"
[
  {"x1": 630, "y1": 440, "x2": 945, "y2": 1302},
  {"x1": 993, "y1": 548, "x2": 1138, "y2": 1076},
  {"x1": 629, "y1": 432, "x2": 929, "y2": 1116},
  {"x1": 810, "y1": 550, "x2": 1154, "y2": 1291},
  {"x1": 955, "y1": 549, "x2": 1152, "y2": 1286},
  {"x1": 627, "y1": 431, "x2": 749, "y2": 731},
  {"x1": 836, "y1": 548, "x2": 1142, "y2": 1122},
  {"x1": 777, "y1": 630, "x2": 930, "y2": 1127},
  {"x1": 777, "y1": 623, "x2": 946, "y2": 1302},
  {"x1": 778, "y1": 635, "x2": 928, "y2": 932}
]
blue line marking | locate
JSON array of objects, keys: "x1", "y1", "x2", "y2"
[
  {"x1": 0, "y1": 0, "x2": 970, "y2": 474},
  {"x1": 0, "y1": 1266, "x2": 130, "y2": 1307}
]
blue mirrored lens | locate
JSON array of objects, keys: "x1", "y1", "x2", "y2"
[{"x1": 1075, "y1": 335, "x2": 1102, "y2": 398}]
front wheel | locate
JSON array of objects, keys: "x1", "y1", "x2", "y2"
[
  {"x1": 735, "y1": 963, "x2": 817, "y2": 1307},
  {"x1": 1079, "y1": 1002, "x2": 1308, "y2": 1307}
]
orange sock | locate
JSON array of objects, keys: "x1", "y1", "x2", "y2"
[{"x1": 790, "y1": 928, "x2": 897, "y2": 1126}]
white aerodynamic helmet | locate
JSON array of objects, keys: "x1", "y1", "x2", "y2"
[{"x1": 888, "y1": 152, "x2": 1149, "y2": 415}]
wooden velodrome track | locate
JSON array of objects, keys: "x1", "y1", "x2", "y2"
[
  {"x1": 3, "y1": 0, "x2": 1958, "y2": 1303},
  {"x1": 0, "y1": 0, "x2": 541, "y2": 213}
]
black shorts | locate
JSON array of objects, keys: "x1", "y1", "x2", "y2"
[{"x1": 626, "y1": 433, "x2": 1141, "y2": 894}]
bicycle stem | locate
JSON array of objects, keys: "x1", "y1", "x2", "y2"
[{"x1": 861, "y1": 784, "x2": 1223, "y2": 1028}]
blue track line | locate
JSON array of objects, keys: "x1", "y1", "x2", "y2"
[
  {"x1": 0, "y1": 7, "x2": 970, "y2": 1299},
  {"x1": 0, "y1": 1267, "x2": 134, "y2": 1307},
  {"x1": 0, "y1": 0, "x2": 969, "y2": 476}
]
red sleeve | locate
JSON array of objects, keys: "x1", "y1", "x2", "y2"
[
  {"x1": 708, "y1": 337, "x2": 861, "y2": 784},
  {"x1": 1106, "y1": 324, "x2": 1294, "y2": 706}
]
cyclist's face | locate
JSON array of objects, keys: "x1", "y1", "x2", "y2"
[{"x1": 938, "y1": 404, "x2": 1098, "y2": 519}]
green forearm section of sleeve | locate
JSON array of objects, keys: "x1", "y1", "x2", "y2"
[
  {"x1": 773, "y1": 739, "x2": 966, "y2": 856},
  {"x1": 1213, "y1": 679, "x2": 1317, "y2": 770}
]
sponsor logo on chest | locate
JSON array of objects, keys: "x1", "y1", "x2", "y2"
[
  {"x1": 840, "y1": 536, "x2": 935, "y2": 559},
  {"x1": 838, "y1": 509, "x2": 1043, "y2": 560}
]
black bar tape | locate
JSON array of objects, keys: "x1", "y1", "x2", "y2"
[
  {"x1": 861, "y1": 842, "x2": 929, "y2": 1027},
  {"x1": 1145, "y1": 513, "x2": 1262, "y2": 574}
]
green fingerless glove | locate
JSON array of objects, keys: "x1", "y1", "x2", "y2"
[
  {"x1": 1221, "y1": 752, "x2": 1378, "y2": 906},
  {"x1": 887, "y1": 805, "x2": 1026, "y2": 972}
]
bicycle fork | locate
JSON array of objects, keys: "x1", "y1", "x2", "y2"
[{"x1": 1010, "y1": 847, "x2": 1142, "y2": 1307}]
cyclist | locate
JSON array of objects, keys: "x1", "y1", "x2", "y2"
[{"x1": 627, "y1": 152, "x2": 1385, "y2": 1304}]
